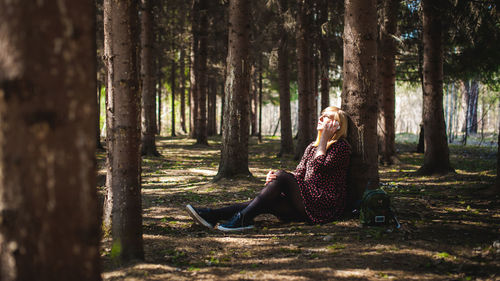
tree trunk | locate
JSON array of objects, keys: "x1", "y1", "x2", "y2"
[
  {"x1": 278, "y1": 10, "x2": 294, "y2": 156},
  {"x1": 341, "y1": 0, "x2": 379, "y2": 206},
  {"x1": 207, "y1": 76, "x2": 217, "y2": 136},
  {"x1": 140, "y1": 0, "x2": 159, "y2": 156},
  {"x1": 497, "y1": 102, "x2": 500, "y2": 191},
  {"x1": 319, "y1": 0, "x2": 330, "y2": 111},
  {"x1": 195, "y1": 0, "x2": 208, "y2": 145},
  {"x1": 0, "y1": 1, "x2": 101, "y2": 280},
  {"x1": 250, "y1": 65, "x2": 258, "y2": 136},
  {"x1": 215, "y1": 0, "x2": 252, "y2": 180},
  {"x1": 295, "y1": 0, "x2": 314, "y2": 160},
  {"x1": 418, "y1": 0, "x2": 453, "y2": 175},
  {"x1": 377, "y1": 0, "x2": 398, "y2": 165},
  {"x1": 258, "y1": 59, "x2": 263, "y2": 142},
  {"x1": 97, "y1": 83, "x2": 104, "y2": 149},
  {"x1": 103, "y1": 0, "x2": 144, "y2": 262},
  {"x1": 190, "y1": 0, "x2": 199, "y2": 139},
  {"x1": 171, "y1": 58, "x2": 176, "y2": 137},
  {"x1": 463, "y1": 80, "x2": 479, "y2": 136},
  {"x1": 180, "y1": 48, "x2": 187, "y2": 133}
]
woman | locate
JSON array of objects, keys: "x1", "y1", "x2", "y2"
[{"x1": 186, "y1": 106, "x2": 351, "y2": 231}]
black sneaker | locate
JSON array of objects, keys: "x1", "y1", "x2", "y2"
[
  {"x1": 217, "y1": 212, "x2": 254, "y2": 232},
  {"x1": 186, "y1": 204, "x2": 217, "y2": 228}
]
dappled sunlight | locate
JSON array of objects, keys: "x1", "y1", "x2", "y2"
[{"x1": 98, "y1": 136, "x2": 499, "y2": 281}]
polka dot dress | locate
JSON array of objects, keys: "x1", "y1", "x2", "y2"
[{"x1": 294, "y1": 138, "x2": 351, "y2": 224}]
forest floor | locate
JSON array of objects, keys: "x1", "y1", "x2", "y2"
[{"x1": 98, "y1": 136, "x2": 499, "y2": 281}]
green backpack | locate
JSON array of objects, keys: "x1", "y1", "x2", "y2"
[{"x1": 359, "y1": 189, "x2": 400, "y2": 228}]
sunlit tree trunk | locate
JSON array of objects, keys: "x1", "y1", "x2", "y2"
[
  {"x1": 215, "y1": 0, "x2": 252, "y2": 180},
  {"x1": 141, "y1": 0, "x2": 159, "y2": 156},
  {"x1": 0, "y1": 1, "x2": 101, "y2": 280},
  {"x1": 250, "y1": 65, "x2": 258, "y2": 136},
  {"x1": 418, "y1": 0, "x2": 453, "y2": 175},
  {"x1": 278, "y1": 0, "x2": 293, "y2": 156},
  {"x1": 341, "y1": 0, "x2": 379, "y2": 205},
  {"x1": 103, "y1": 0, "x2": 144, "y2": 262},
  {"x1": 377, "y1": 0, "x2": 398, "y2": 165}
]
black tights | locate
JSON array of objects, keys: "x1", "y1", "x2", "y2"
[{"x1": 210, "y1": 170, "x2": 308, "y2": 223}]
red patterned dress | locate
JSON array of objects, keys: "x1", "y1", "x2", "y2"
[{"x1": 294, "y1": 138, "x2": 351, "y2": 224}]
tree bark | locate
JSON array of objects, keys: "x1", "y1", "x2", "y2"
[
  {"x1": 190, "y1": 0, "x2": 199, "y2": 139},
  {"x1": 250, "y1": 65, "x2": 258, "y2": 136},
  {"x1": 207, "y1": 76, "x2": 217, "y2": 136},
  {"x1": 103, "y1": 0, "x2": 144, "y2": 262},
  {"x1": 141, "y1": 0, "x2": 159, "y2": 156},
  {"x1": 97, "y1": 83, "x2": 104, "y2": 149},
  {"x1": 278, "y1": 15, "x2": 294, "y2": 156},
  {"x1": 341, "y1": 0, "x2": 379, "y2": 206},
  {"x1": 171, "y1": 57, "x2": 176, "y2": 137},
  {"x1": 215, "y1": 0, "x2": 252, "y2": 180},
  {"x1": 195, "y1": 0, "x2": 208, "y2": 145},
  {"x1": 377, "y1": 0, "x2": 398, "y2": 165},
  {"x1": 497, "y1": 102, "x2": 500, "y2": 191},
  {"x1": 295, "y1": 0, "x2": 314, "y2": 160},
  {"x1": 180, "y1": 48, "x2": 187, "y2": 133},
  {"x1": 418, "y1": 0, "x2": 454, "y2": 175},
  {"x1": 319, "y1": 0, "x2": 330, "y2": 111},
  {"x1": 0, "y1": 1, "x2": 101, "y2": 280}
]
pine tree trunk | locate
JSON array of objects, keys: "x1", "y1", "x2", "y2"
[
  {"x1": 418, "y1": 0, "x2": 453, "y2": 174},
  {"x1": 207, "y1": 77, "x2": 217, "y2": 136},
  {"x1": 103, "y1": 0, "x2": 144, "y2": 262},
  {"x1": 141, "y1": 0, "x2": 159, "y2": 156},
  {"x1": 278, "y1": 12, "x2": 294, "y2": 156},
  {"x1": 171, "y1": 58, "x2": 176, "y2": 137},
  {"x1": 180, "y1": 48, "x2": 187, "y2": 133},
  {"x1": 319, "y1": 0, "x2": 330, "y2": 110},
  {"x1": 295, "y1": 0, "x2": 313, "y2": 160},
  {"x1": 341, "y1": 0, "x2": 379, "y2": 205},
  {"x1": 195, "y1": 0, "x2": 208, "y2": 145},
  {"x1": 0, "y1": 1, "x2": 101, "y2": 280},
  {"x1": 190, "y1": 0, "x2": 199, "y2": 139},
  {"x1": 97, "y1": 83, "x2": 104, "y2": 149},
  {"x1": 250, "y1": 65, "x2": 258, "y2": 136},
  {"x1": 497, "y1": 102, "x2": 500, "y2": 190},
  {"x1": 215, "y1": 0, "x2": 252, "y2": 180},
  {"x1": 377, "y1": 0, "x2": 398, "y2": 165},
  {"x1": 258, "y1": 59, "x2": 263, "y2": 142}
]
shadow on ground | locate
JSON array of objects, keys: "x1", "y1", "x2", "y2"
[{"x1": 98, "y1": 136, "x2": 499, "y2": 281}]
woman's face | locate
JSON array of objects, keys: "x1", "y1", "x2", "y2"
[{"x1": 317, "y1": 112, "x2": 336, "y2": 131}]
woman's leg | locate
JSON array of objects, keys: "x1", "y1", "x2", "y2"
[{"x1": 239, "y1": 170, "x2": 308, "y2": 223}]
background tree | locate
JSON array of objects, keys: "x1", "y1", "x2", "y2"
[
  {"x1": 295, "y1": 0, "x2": 314, "y2": 160},
  {"x1": 0, "y1": 1, "x2": 101, "y2": 280},
  {"x1": 377, "y1": 0, "x2": 399, "y2": 165},
  {"x1": 215, "y1": 0, "x2": 252, "y2": 180},
  {"x1": 341, "y1": 0, "x2": 379, "y2": 203},
  {"x1": 141, "y1": 0, "x2": 160, "y2": 155},
  {"x1": 103, "y1": 0, "x2": 144, "y2": 262},
  {"x1": 277, "y1": 0, "x2": 294, "y2": 156},
  {"x1": 418, "y1": 0, "x2": 453, "y2": 174}
]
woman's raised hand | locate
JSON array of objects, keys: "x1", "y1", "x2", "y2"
[
  {"x1": 321, "y1": 120, "x2": 339, "y2": 141},
  {"x1": 265, "y1": 170, "x2": 277, "y2": 185}
]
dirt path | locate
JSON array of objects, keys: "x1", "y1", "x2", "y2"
[{"x1": 99, "y1": 136, "x2": 499, "y2": 281}]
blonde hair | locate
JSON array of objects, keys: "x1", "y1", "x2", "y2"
[{"x1": 313, "y1": 106, "x2": 348, "y2": 149}]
